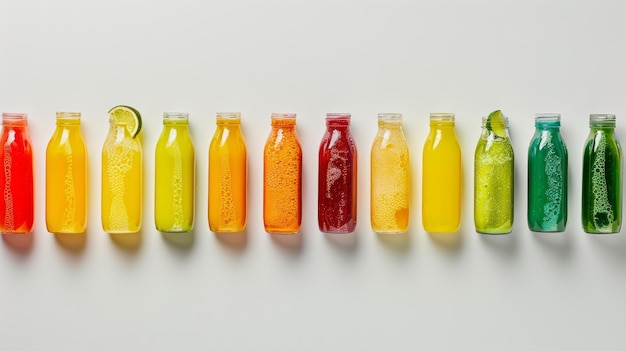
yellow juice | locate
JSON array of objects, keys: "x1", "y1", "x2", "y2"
[
  {"x1": 209, "y1": 114, "x2": 247, "y2": 232},
  {"x1": 370, "y1": 113, "x2": 410, "y2": 233},
  {"x1": 102, "y1": 123, "x2": 142, "y2": 233},
  {"x1": 155, "y1": 113, "x2": 195, "y2": 232},
  {"x1": 422, "y1": 114, "x2": 462, "y2": 233},
  {"x1": 46, "y1": 112, "x2": 88, "y2": 233}
]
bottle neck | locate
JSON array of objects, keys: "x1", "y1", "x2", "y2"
[
  {"x1": 55, "y1": 112, "x2": 80, "y2": 126},
  {"x1": 271, "y1": 114, "x2": 296, "y2": 127},
  {"x1": 2, "y1": 113, "x2": 28, "y2": 128},
  {"x1": 216, "y1": 112, "x2": 241, "y2": 126}
]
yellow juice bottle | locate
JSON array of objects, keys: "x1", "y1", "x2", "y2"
[
  {"x1": 209, "y1": 112, "x2": 246, "y2": 232},
  {"x1": 46, "y1": 112, "x2": 88, "y2": 233},
  {"x1": 101, "y1": 106, "x2": 142, "y2": 234},
  {"x1": 155, "y1": 112, "x2": 195, "y2": 232},
  {"x1": 370, "y1": 113, "x2": 410, "y2": 233},
  {"x1": 422, "y1": 112, "x2": 462, "y2": 233}
]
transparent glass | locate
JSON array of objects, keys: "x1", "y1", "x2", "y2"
[
  {"x1": 527, "y1": 113, "x2": 568, "y2": 232},
  {"x1": 371, "y1": 113, "x2": 410, "y2": 233},
  {"x1": 474, "y1": 116, "x2": 514, "y2": 234},
  {"x1": 0, "y1": 113, "x2": 34, "y2": 233},
  {"x1": 318, "y1": 113, "x2": 357, "y2": 233},
  {"x1": 422, "y1": 112, "x2": 462, "y2": 233},
  {"x1": 101, "y1": 114, "x2": 142, "y2": 234},
  {"x1": 582, "y1": 114, "x2": 622, "y2": 233},
  {"x1": 155, "y1": 112, "x2": 195, "y2": 232},
  {"x1": 263, "y1": 113, "x2": 302, "y2": 234},
  {"x1": 46, "y1": 112, "x2": 88, "y2": 233},
  {"x1": 209, "y1": 112, "x2": 247, "y2": 233}
]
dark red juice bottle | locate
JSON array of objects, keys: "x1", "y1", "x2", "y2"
[
  {"x1": 0, "y1": 113, "x2": 34, "y2": 234},
  {"x1": 318, "y1": 113, "x2": 357, "y2": 233}
]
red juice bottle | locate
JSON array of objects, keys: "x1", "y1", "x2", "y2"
[
  {"x1": 0, "y1": 113, "x2": 34, "y2": 234},
  {"x1": 318, "y1": 113, "x2": 357, "y2": 233}
]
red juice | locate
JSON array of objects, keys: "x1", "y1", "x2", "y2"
[
  {"x1": 318, "y1": 113, "x2": 357, "y2": 233},
  {"x1": 0, "y1": 113, "x2": 34, "y2": 234}
]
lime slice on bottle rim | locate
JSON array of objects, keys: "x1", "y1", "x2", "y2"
[
  {"x1": 108, "y1": 105, "x2": 142, "y2": 138},
  {"x1": 487, "y1": 109, "x2": 507, "y2": 138}
]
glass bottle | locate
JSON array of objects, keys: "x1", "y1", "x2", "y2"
[
  {"x1": 209, "y1": 112, "x2": 247, "y2": 233},
  {"x1": 263, "y1": 113, "x2": 302, "y2": 234},
  {"x1": 422, "y1": 112, "x2": 462, "y2": 233},
  {"x1": 370, "y1": 113, "x2": 410, "y2": 234},
  {"x1": 155, "y1": 112, "x2": 195, "y2": 233},
  {"x1": 46, "y1": 112, "x2": 87, "y2": 234},
  {"x1": 101, "y1": 112, "x2": 142, "y2": 233},
  {"x1": 582, "y1": 114, "x2": 622, "y2": 233},
  {"x1": 474, "y1": 116, "x2": 514, "y2": 234},
  {"x1": 318, "y1": 113, "x2": 358, "y2": 233},
  {"x1": 527, "y1": 113, "x2": 568, "y2": 232},
  {"x1": 0, "y1": 113, "x2": 34, "y2": 234}
]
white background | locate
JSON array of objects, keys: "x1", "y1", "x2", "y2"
[{"x1": 1, "y1": 0, "x2": 626, "y2": 350}]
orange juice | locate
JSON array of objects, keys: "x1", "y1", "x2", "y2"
[
  {"x1": 422, "y1": 113, "x2": 462, "y2": 233},
  {"x1": 263, "y1": 113, "x2": 302, "y2": 234},
  {"x1": 46, "y1": 112, "x2": 87, "y2": 233},
  {"x1": 209, "y1": 112, "x2": 247, "y2": 232}
]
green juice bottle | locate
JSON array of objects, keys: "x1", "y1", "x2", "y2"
[
  {"x1": 527, "y1": 114, "x2": 568, "y2": 232},
  {"x1": 474, "y1": 110, "x2": 514, "y2": 234},
  {"x1": 582, "y1": 114, "x2": 622, "y2": 234}
]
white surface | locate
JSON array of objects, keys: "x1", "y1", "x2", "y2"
[{"x1": 1, "y1": 0, "x2": 626, "y2": 350}]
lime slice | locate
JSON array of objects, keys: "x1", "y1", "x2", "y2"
[
  {"x1": 108, "y1": 105, "x2": 142, "y2": 138},
  {"x1": 486, "y1": 110, "x2": 507, "y2": 138}
]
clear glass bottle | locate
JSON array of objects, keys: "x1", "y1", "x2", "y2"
[
  {"x1": 46, "y1": 112, "x2": 88, "y2": 234},
  {"x1": 422, "y1": 113, "x2": 462, "y2": 233},
  {"x1": 209, "y1": 112, "x2": 247, "y2": 233},
  {"x1": 318, "y1": 113, "x2": 358, "y2": 233},
  {"x1": 101, "y1": 111, "x2": 142, "y2": 234},
  {"x1": 370, "y1": 113, "x2": 410, "y2": 234},
  {"x1": 582, "y1": 114, "x2": 622, "y2": 233},
  {"x1": 474, "y1": 115, "x2": 514, "y2": 234},
  {"x1": 263, "y1": 113, "x2": 302, "y2": 234},
  {"x1": 155, "y1": 112, "x2": 195, "y2": 233},
  {"x1": 527, "y1": 113, "x2": 568, "y2": 232},
  {"x1": 0, "y1": 113, "x2": 34, "y2": 234}
]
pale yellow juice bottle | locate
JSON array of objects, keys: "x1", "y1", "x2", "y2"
[
  {"x1": 370, "y1": 113, "x2": 410, "y2": 233},
  {"x1": 101, "y1": 106, "x2": 142, "y2": 234},
  {"x1": 209, "y1": 112, "x2": 246, "y2": 232},
  {"x1": 46, "y1": 112, "x2": 88, "y2": 233},
  {"x1": 422, "y1": 112, "x2": 462, "y2": 233},
  {"x1": 155, "y1": 112, "x2": 195, "y2": 232}
]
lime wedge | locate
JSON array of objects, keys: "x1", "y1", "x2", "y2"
[
  {"x1": 486, "y1": 110, "x2": 507, "y2": 138},
  {"x1": 108, "y1": 105, "x2": 142, "y2": 138}
]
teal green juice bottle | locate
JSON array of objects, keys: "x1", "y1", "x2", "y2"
[
  {"x1": 474, "y1": 111, "x2": 514, "y2": 234},
  {"x1": 582, "y1": 114, "x2": 622, "y2": 233},
  {"x1": 527, "y1": 114, "x2": 568, "y2": 232}
]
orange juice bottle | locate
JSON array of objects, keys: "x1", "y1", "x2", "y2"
[
  {"x1": 422, "y1": 112, "x2": 462, "y2": 233},
  {"x1": 209, "y1": 112, "x2": 247, "y2": 232},
  {"x1": 370, "y1": 113, "x2": 410, "y2": 233},
  {"x1": 46, "y1": 112, "x2": 88, "y2": 234},
  {"x1": 263, "y1": 113, "x2": 302, "y2": 234}
]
